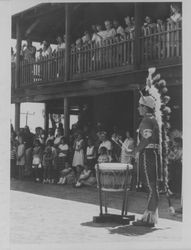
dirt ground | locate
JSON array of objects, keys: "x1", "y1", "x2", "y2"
[{"x1": 10, "y1": 179, "x2": 182, "y2": 247}]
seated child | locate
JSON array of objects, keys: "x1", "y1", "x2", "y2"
[
  {"x1": 97, "y1": 146, "x2": 111, "y2": 163},
  {"x1": 75, "y1": 138, "x2": 96, "y2": 187},
  {"x1": 32, "y1": 139, "x2": 43, "y2": 182},
  {"x1": 59, "y1": 163, "x2": 73, "y2": 185}
]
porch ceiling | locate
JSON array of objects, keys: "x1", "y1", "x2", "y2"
[{"x1": 12, "y1": 2, "x2": 172, "y2": 44}]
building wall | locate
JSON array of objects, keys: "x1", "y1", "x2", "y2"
[{"x1": 92, "y1": 91, "x2": 135, "y2": 136}]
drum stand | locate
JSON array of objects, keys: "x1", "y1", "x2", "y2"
[{"x1": 93, "y1": 165, "x2": 135, "y2": 224}]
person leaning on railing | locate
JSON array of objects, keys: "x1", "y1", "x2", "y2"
[
  {"x1": 113, "y1": 19, "x2": 126, "y2": 40},
  {"x1": 166, "y1": 3, "x2": 182, "y2": 58},
  {"x1": 54, "y1": 35, "x2": 66, "y2": 78},
  {"x1": 21, "y1": 38, "x2": 36, "y2": 62},
  {"x1": 75, "y1": 38, "x2": 83, "y2": 73},
  {"x1": 167, "y1": 3, "x2": 182, "y2": 23},
  {"x1": 124, "y1": 16, "x2": 135, "y2": 40},
  {"x1": 20, "y1": 38, "x2": 36, "y2": 83},
  {"x1": 141, "y1": 16, "x2": 157, "y2": 60},
  {"x1": 40, "y1": 40, "x2": 53, "y2": 80}
]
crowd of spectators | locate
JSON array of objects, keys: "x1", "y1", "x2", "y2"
[
  {"x1": 11, "y1": 3, "x2": 182, "y2": 66},
  {"x1": 10, "y1": 119, "x2": 136, "y2": 189},
  {"x1": 10, "y1": 117, "x2": 182, "y2": 195}
]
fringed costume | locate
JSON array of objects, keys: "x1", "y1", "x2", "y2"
[{"x1": 133, "y1": 67, "x2": 172, "y2": 227}]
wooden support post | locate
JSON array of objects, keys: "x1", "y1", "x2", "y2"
[
  {"x1": 64, "y1": 97, "x2": 69, "y2": 139},
  {"x1": 133, "y1": 89, "x2": 140, "y2": 140},
  {"x1": 64, "y1": 3, "x2": 71, "y2": 81},
  {"x1": 44, "y1": 102, "x2": 49, "y2": 137},
  {"x1": 15, "y1": 103, "x2": 20, "y2": 134},
  {"x1": 134, "y1": 3, "x2": 142, "y2": 69},
  {"x1": 15, "y1": 18, "x2": 21, "y2": 88}
]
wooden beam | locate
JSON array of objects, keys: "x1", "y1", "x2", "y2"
[
  {"x1": 15, "y1": 103, "x2": 20, "y2": 133},
  {"x1": 11, "y1": 64, "x2": 182, "y2": 103},
  {"x1": 133, "y1": 89, "x2": 140, "y2": 140},
  {"x1": 44, "y1": 102, "x2": 49, "y2": 137},
  {"x1": 64, "y1": 3, "x2": 71, "y2": 81},
  {"x1": 64, "y1": 97, "x2": 70, "y2": 139}
]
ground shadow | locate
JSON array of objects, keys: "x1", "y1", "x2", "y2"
[
  {"x1": 81, "y1": 221, "x2": 121, "y2": 228},
  {"x1": 81, "y1": 220, "x2": 169, "y2": 236}
]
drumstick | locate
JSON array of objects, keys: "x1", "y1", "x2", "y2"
[{"x1": 111, "y1": 137, "x2": 133, "y2": 153}]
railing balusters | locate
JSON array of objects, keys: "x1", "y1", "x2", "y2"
[{"x1": 14, "y1": 20, "x2": 181, "y2": 87}]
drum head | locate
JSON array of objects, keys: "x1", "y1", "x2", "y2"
[{"x1": 96, "y1": 163, "x2": 131, "y2": 171}]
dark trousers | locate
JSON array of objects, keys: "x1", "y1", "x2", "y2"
[
  {"x1": 11, "y1": 159, "x2": 17, "y2": 178},
  {"x1": 43, "y1": 166, "x2": 51, "y2": 180},
  {"x1": 140, "y1": 149, "x2": 159, "y2": 213},
  {"x1": 17, "y1": 165, "x2": 25, "y2": 180},
  {"x1": 32, "y1": 167, "x2": 43, "y2": 181}
]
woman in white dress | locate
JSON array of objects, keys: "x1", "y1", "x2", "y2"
[
  {"x1": 121, "y1": 131, "x2": 134, "y2": 164},
  {"x1": 121, "y1": 131, "x2": 135, "y2": 189},
  {"x1": 72, "y1": 133, "x2": 85, "y2": 182}
]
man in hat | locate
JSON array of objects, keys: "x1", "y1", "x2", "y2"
[{"x1": 132, "y1": 95, "x2": 160, "y2": 227}]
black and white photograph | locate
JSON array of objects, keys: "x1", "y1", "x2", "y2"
[{"x1": 1, "y1": 0, "x2": 191, "y2": 250}]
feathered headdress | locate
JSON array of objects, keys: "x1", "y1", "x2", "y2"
[{"x1": 141, "y1": 67, "x2": 172, "y2": 188}]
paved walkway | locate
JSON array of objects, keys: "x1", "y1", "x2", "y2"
[{"x1": 10, "y1": 180, "x2": 182, "y2": 248}]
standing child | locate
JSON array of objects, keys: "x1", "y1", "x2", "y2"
[
  {"x1": 50, "y1": 142, "x2": 57, "y2": 184},
  {"x1": 32, "y1": 139, "x2": 43, "y2": 182},
  {"x1": 57, "y1": 137, "x2": 69, "y2": 184},
  {"x1": 72, "y1": 133, "x2": 85, "y2": 182},
  {"x1": 42, "y1": 140, "x2": 53, "y2": 184},
  {"x1": 16, "y1": 136, "x2": 25, "y2": 180},
  {"x1": 75, "y1": 138, "x2": 96, "y2": 187},
  {"x1": 11, "y1": 133, "x2": 17, "y2": 179}
]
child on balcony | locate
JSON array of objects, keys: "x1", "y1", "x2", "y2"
[{"x1": 75, "y1": 38, "x2": 83, "y2": 73}]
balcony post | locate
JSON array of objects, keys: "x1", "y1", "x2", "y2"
[
  {"x1": 64, "y1": 97, "x2": 70, "y2": 139},
  {"x1": 15, "y1": 102, "x2": 20, "y2": 134},
  {"x1": 133, "y1": 89, "x2": 140, "y2": 140},
  {"x1": 15, "y1": 18, "x2": 22, "y2": 88},
  {"x1": 64, "y1": 3, "x2": 71, "y2": 81},
  {"x1": 134, "y1": 3, "x2": 143, "y2": 69},
  {"x1": 44, "y1": 102, "x2": 49, "y2": 138}
]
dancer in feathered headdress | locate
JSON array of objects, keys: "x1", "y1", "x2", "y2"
[{"x1": 132, "y1": 67, "x2": 173, "y2": 227}]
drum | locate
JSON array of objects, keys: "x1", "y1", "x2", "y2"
[{"x1": 95, "y1": 163, "x2": 132, "y2": 192}]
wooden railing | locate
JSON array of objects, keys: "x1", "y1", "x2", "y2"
[
  {"x1": 70, "y1": 36, "x2": 134, "y2": 77},
  {"x1": 140, "y1": 21, "x2": 182, "y2": 63},
  {"x1": 19, "y1": 50, "x2": 65, "y2": 86},
  {"x1": 11, "y1": 20, "x2": 182, "y2": 88}
]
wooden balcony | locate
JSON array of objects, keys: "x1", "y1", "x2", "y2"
[{"x1": 11, "y1": 21, "x2": 182, "y2": 89}]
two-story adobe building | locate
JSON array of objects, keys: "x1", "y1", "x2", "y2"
[{"x1": 11, "y1": 2, "x2": 182, "y2": 138}]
